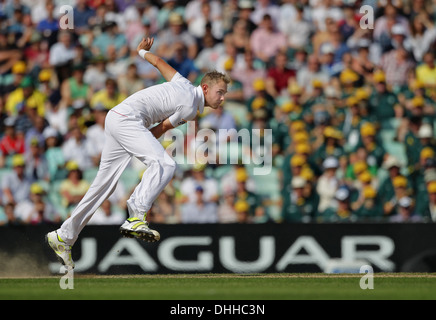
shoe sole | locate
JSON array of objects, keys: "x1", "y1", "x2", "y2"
[
  {"x1": 45, "y1": 234, "x2": 74, "y2": 268},
  {"x1": 119, "y1": 228, "x2": 160, "y2": 242}
]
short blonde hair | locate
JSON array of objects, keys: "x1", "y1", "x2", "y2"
[{"x1": 201, "y1": 70, "x2": 231, "y2": 87}]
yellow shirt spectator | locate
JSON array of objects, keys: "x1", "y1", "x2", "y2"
[
  {"x1": 90, "y1": 78, "x2": 127, "y2": 110},
  {"x1": 5, "y1": 77, "x2": 47, "y2": 117}
]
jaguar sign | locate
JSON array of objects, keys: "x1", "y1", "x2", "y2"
[{"x1": 49, "y1": 234, "x2": 396, "y2": 273}]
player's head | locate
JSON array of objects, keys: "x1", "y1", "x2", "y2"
[{"x1": 201, "y1": 71, "x2": 230, "y2": 109}]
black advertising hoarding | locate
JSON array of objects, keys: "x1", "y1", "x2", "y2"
[{"x1": 1, "y1": 223, "x2": 436, "y2": 275}]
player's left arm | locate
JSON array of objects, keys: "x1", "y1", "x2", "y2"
[{"x1": 150, "y1": 118, "x2": 175, "y2": 139}]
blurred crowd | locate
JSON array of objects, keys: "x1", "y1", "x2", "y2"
[{"x1": 1, "y1": 0, "x2": 436, "y2": 226}]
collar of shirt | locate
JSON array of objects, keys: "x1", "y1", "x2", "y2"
[{"x1": 196, "y1": 85, "x2": 205, "y2": 114}]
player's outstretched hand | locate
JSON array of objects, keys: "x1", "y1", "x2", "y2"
[{"x1": 137, "y1": 37, "x2": 154, "y2": 53}]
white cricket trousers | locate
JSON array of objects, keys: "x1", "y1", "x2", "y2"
[{"x1": 57, "y1": 106, "x2": 176, "y2": 246}]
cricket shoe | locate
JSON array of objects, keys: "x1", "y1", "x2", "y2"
[
  {"x1": 45, "y1": 231, "x2": 75, "y2": 268},
  {"x1": 119, "y1": 217, "x2": 160, "y2": 242}
]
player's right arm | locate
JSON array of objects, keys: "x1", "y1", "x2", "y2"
[
  {"x1": 137, "y1": 37, "x2": 177, "y2": 83},
  {"x1": 149, "y1": 118, "x2": 174, "y2": 139}
]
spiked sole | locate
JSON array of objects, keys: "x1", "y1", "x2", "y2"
[
  {"x1": 119, "y1": 227, "x2": 160, "y2": 242},
  {"x1": 45, "y1": 234, "x2": 74, "y2": 268}
]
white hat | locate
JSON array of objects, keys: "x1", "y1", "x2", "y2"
[
  {"x1": 391, "y1": 24, "x2": 406, "y2": 36},
  {"x1": 43, "y1": 127, "x2": 58, "y2": 139},
  {"x1": 238, "y1": 0, "x2": 254, "y2": 9},
  {"x1": 418, "y1": 124, "x2": 433, "y2": 139},
  {"x1": 383, "y1": 155, "x2": 401, "y2": 169},
  {"x1": 321, "y1": 43, "x2": 335, "y2": 55},
  {"x1": 398, "y1": 196, "x2": 412, "y2": 208},
  {"x1": 323, "y1": 157, "x2": 339, "y2": 169},
  {"x1": 335, "y1": 188, "x2": 350, "y2": 201},
  {"x1": 292, "y1": 176, "x2": 307, "y2": 189}
]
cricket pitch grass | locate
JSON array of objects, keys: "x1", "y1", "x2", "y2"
[{"x1": 1, "y1": 273, "x2": 436, "y2": 300}]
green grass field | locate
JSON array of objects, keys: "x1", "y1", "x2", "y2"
[{"x1": 1, "y1": 274, "x2": 436, "y2": 300}]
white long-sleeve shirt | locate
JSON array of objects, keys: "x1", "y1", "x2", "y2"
[{"x1": 113, "y1": 72, "x2": 204, "y2": 128}]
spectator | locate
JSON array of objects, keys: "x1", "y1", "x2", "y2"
[
  {"x1": 265, "y1": 50, "x2": 296, "y2": 98},
  {"x1": 60, "y1": 64, "x2": 92, "y2": 108},
  {"x1": 59, "y1": 161, "x2": 90, "y2": 214},
  {"x1": 280, "y1": 3, "x2": 312, "y2": 50},
  {"x1": 0, "y1": 203, "x2": 18, "y2": 226},
  {"x1": 319, "y1": 186, "x2": 355, "y2": 222},
  {"x1": 296, "y1": 54, "x2": 329, "y2": 95},
  {"x1": 157, "y1": 0, "x2": 185, "y2": 31},
  {"x1": 156, "y1": 12, "x2": 198, "y2": 60},
  {"x1": 180, "y1": 163, "x2": 219, "y2": 205},
  {"x1": 282, "y1": 176, "x2": 317, "y2": 223},
  {"x1": 409, "y1": 13, "x2": 436, "y2": 63},
  {"x1": 135, "y1": 1, "x2": 160, "y2": 36},
  {"x1": 181, "y1": 185, "x2": 218, "y2": 223},
  {"x1": 368, "y1": 70, "x2": 399, "y2": 121},
  {"x1": 357, "y1": 122, "x2": 386, "y2": 167},
  {"x1": 226, "y1": 19, "x2": 251, "y2": 56},
  {"x1": 422, "y1": 181, "x2": 436, "y2": 221},
  {"x1": 83, "y1": 56, "x2": 109, "y2": 92},
  {"x1": 194, "y1": 33, "x2": 224, "y2": 74},
  {"x1": 200, "y1": 105, "x2": 237, "y2": 144},
  {"x1": 25, "y1": 114, "x2": 48, "y2": 150},
  {"x1": 379, "y1": 155, "x2": 403, "y2": 207},
  {"x1": 389, "y1": 196, "x2": 423, "y2": 223},
  {"x1": 250, "y1": 0, "x2": 280, "y2": 28},
  {"x1": 0, "y1": 117, "x2": 25, "y2": 157},
  {"x1": 383, "y1": 175, "x2": 411, "y2": 217},
  {"x1": 187, "y1": 1, "x2": 223, "y2": 41},
  {"x1": 167, "y1": 41, "x2": 199, "y2": 83},
  {"x1": 92, "y1": 21, "x2": 128, "y2": 60},
  {"x1": 249, "y1": 14, "x2": 287, "y2": 64},
  {"x1": 61, "y1": 125, "x2": 93, "y2": 170},
  {"x1": 88, "y1": 199, "x2": 125, "y2": 225},
  {"x1": 184, "y1": 0, "x2": 222, "y2": 28},
  {"x1": 36, "y1": 0, "x2": 59, "y2": 47},
  {"x1": 5, "y1": 76, "x2": 47, "y2": 118},
  {"x1": 2, "y1": 60, "x2": 27, "y2": 96},
  {"x1": 217, "y1": 190, "x2": 238, "y2": 223},
  {"x1": 73, "y1": 0, "x2": 97, "y2": 35},
  {"x1": 416, "y1": 51, "x2": 436, "y2": 98},
  {"x1": 24, "y1": 137, "x2": 49, "y2": 182},
  {"x1": 400, "y1": 115, "x2": 424, "y2": 174},
  {"x1": 90, "y1": 78, "x2": 127, "y2": 110},
  {"x1": 14, "y1": 182, "x2": 59, "y2": 224},
  {"x1": 1, "y1": 154, "x2": 32, "y2": 206},
  {"x1": 354, "y1": 186, "x2": 383, "y2": 221},
  {"x1": 42, "y1": 126, "x2": 66, "y2": 181},
  {"x1": 316, "y1": 156, "x2": 340, "y2": 213},
  {"x1": 85, "y1": 104, "x2": 108, "y2": 167},
  {"x1": 220, "y1": 165, "x2": 256, "y2": 196},
  {"x1": 149, "y1": 185, "x2": 178, "y2": 223},
  {"x1": 373, "y1": 3, "x2": 410, "y2": 53},
  {"x1": 231, "y1": 49, "x2": 266, "y2": 100},
  {"x1": 49, "y1": 31, "x2": 77, "y2": 82},
  {"x1": 233, "y1": 167, "x2": 261, "y2": 217},
  {"x1": 379, "y1": 45, "x2": 416, "y2": 90},
  {"x1": 230, "y1": 0, "x2": 256, "y2": 34},
  {"x1": 233, "y1": 199, "x2": 251, "y2": 223},
  {"x1": 117, "y1": 63, "x2": 145, "y2": 96},
  {"x1": 44, "y1": 91, "x2": 69, "y2": 136}
]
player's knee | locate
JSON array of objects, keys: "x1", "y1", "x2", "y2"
[{"x1": 161, "y1": 153, "x2": 177, "y2": 175}]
